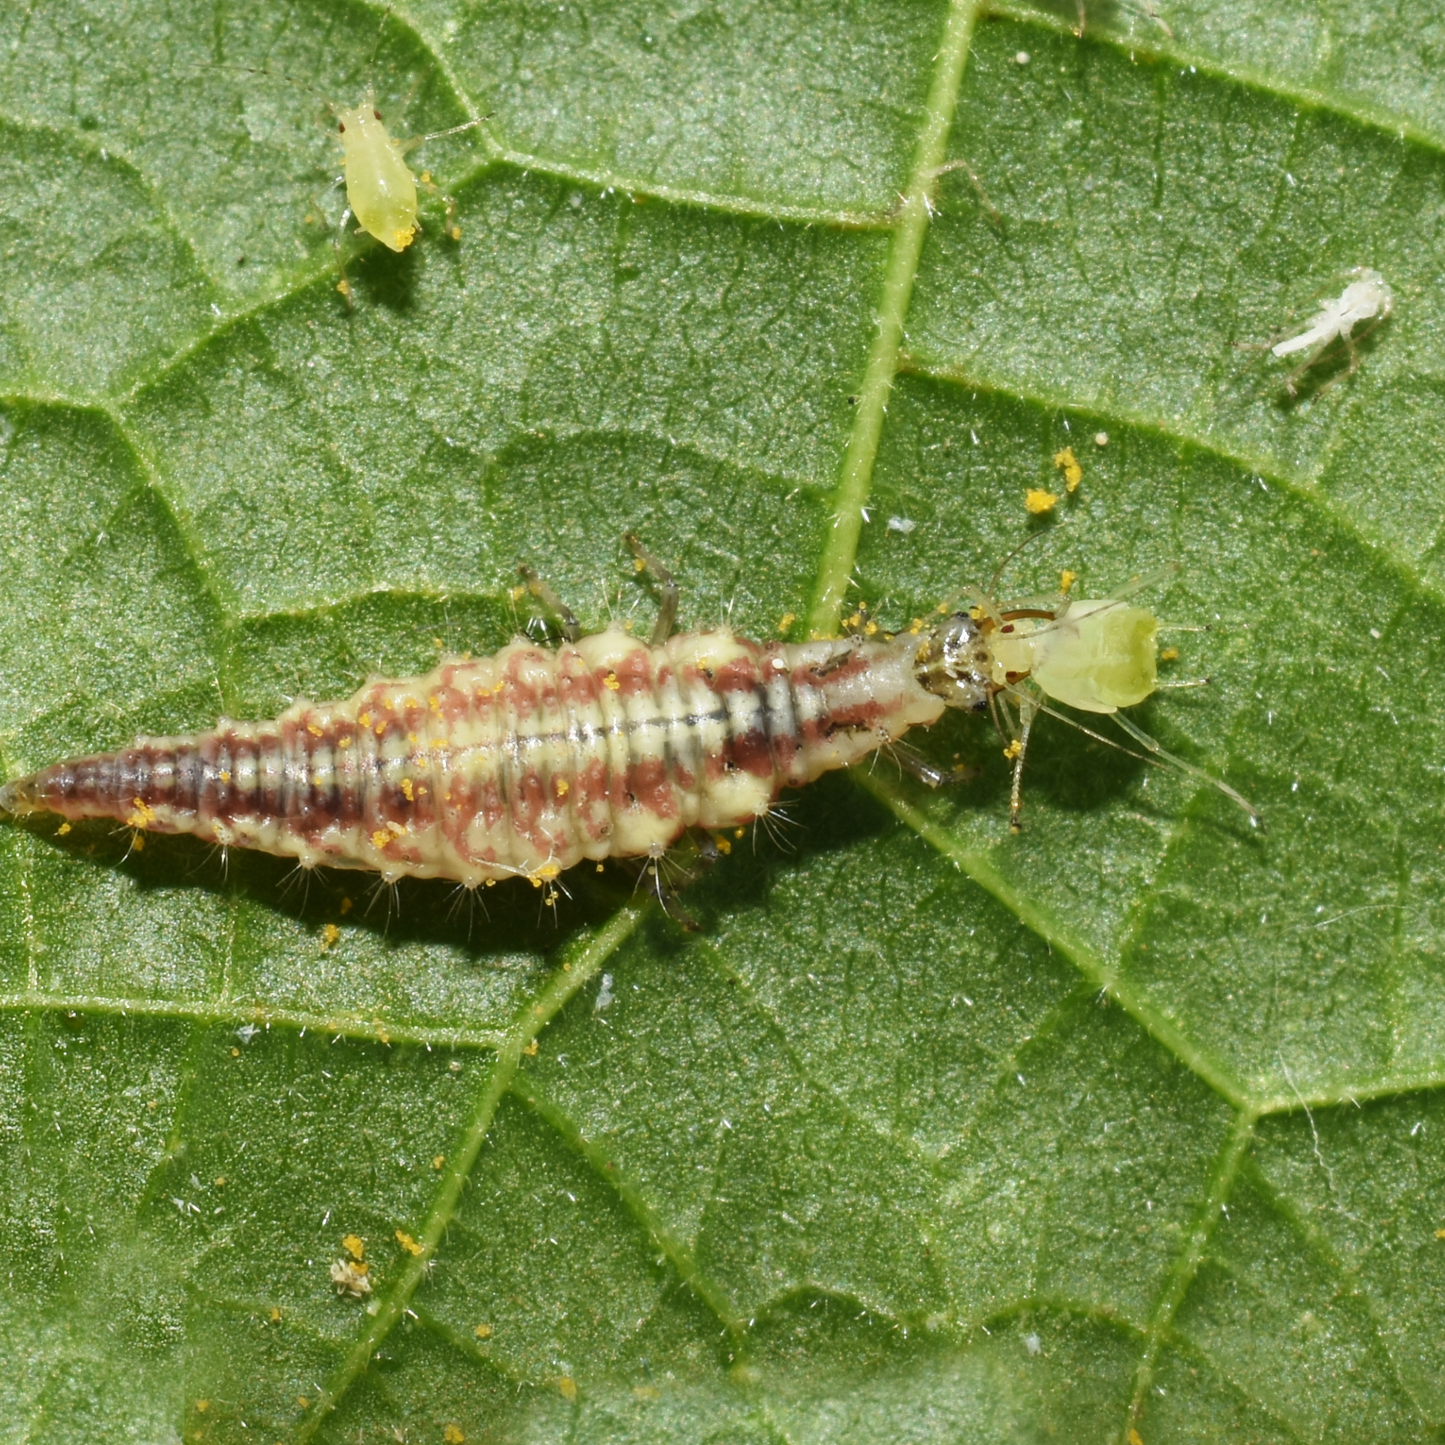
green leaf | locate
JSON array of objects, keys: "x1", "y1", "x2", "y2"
[{"x1": 1, "y1": 1, "x2": 1442, "y2": 1440}]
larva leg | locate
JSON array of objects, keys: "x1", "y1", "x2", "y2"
[
  {"x1": 518, "y1": 564, "x2": 581, "y2": 643},
  {"x1": 889, "y1": 739, "x2": 978, "y2": 788},
  {"x1": 623, "y1": 533, "x2": 680, "y2": 646}
]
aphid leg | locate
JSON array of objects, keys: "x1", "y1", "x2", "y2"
[
  {"x1": 1110, "y1": 710, "x2": 1262, "y2": 827},
  {"x1": 623, "y1": 533, "x2": 680, "y2": 645},
  {"x1": 403, "y1": 118, "x2": 488, "y2": 241},
  {"x1": 332, "y1": 205, "x2": 356, "y2": 308},
  {"x1": 518, "y1": 564, "x2": 582, "y2": 644},
  {"x1": 927, "y1": 158, "x2": 1004, "y2": 230},
  {"x1": 1007, "y1": 697, "x2": 1039, "y2": 834}
]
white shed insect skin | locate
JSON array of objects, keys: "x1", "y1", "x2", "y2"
[{"x1": 1271, "y1": 267, "x2": 1393, "y2": 396}]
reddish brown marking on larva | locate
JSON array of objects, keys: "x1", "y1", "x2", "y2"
[{"x1": 0, "y1": 625, "x2": 967, "y2": 887}]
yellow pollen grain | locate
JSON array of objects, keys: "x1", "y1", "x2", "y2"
[
  {"x1": 57, "y1": 821, "x2": 71, "y2": 836},
  {"x1": 358, "y1": 712, "x2": 371, "y2": 728},
  {"x1": 474, "y1": 1322, "x2": 493, "y2": 1339},
  {"x1": 558, "y1": 1377, "x2": 578, "y2": 1402},
  {"x1": 401, "y1": 778, "x2": 415, "y2": 802},
  {"x1": 713, "y1": 833, "x2": 732, "y2": 855},
  {"x1": 1159, "y1": 646, "x2": 1180, "y2": 662},
  {"x1": 509, "y1": 583, "x2": 528, "y2": 602},
  {"x1": 343, "y1": 1234, "x2": 365, "y2": 1260},
  {"x1": 428, "y1": 694, "x2": 441, "y2": 714},
  {"x1": 433, "y1": 1154, "x2": 446, "y2": 1170},
  {"x1": 1053, "y1": 445, "x2": 1082, "y2": 492},
  {"x1": 864, "y1": 620, "x2": 879, "y2": 635},
  {"x1": 969, "y1": 605, "x2": 985, "y2": 621},
  {"x1": 1003, "y1": 740, "x2": 1023, "y2": 760},
  {"x1": 371, "y1": 830, "x2": 390, "y2": 849},
  {"x1": 778, "y1": 611, "x2": 796, "y2": 631},
  {"x1": 909, "y1": 618, "x2": 924, "y2": 634},
  {"x1": 406, "y1": 732, "x2": 418, "y2": 745},
  {"x1": 633, "y1": 557, "x2": 646, "y2": 573},
  {"x1": 320, "y1": 923, "x2": 341, "y2": 952},
  {"x1": 307, "y1": 722, "x2": 323, "y2": 737},
  {"x1": 522, "y1": 1038, "x2": 539, "y2": 1055},
  {"x1": 395, "y1": 1229, "x2": 425, "y2": 1256},
  {"x1": 340, "y1": 897, "x2": 353, "y2": 914},
  {"x1": 1025, "y1": 488, "x2": 1059, "y2": 515},
  {"x1": 444, "y1": 1426, "x2": 466, "y2": 1445},
  {"x1": 129, "y1": 797, "x2": 157, "y2": 826},
  {"x1": 1060, "y1": 569, "x2": 1078, "y2": 593},
  {"x1": 845, "y1": 611, "x2": 862, "y2": 630},
  {"x1": 339, "y1": 735, "x2": 352, "y2": 748},
  {"x1": 555, "y1": 777, "x2": 569, "y2": 797},
  {"x1": 603, "y1": 671, "x2": 621, "y2": 691}
]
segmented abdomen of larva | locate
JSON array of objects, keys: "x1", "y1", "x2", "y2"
[{"x1": 0, "y1": 626, "x2": 945, "y2": 886}]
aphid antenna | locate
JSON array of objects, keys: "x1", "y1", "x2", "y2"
[
  {"x1": 1001, "y1": 679, "x2": 1260, "y2": 826},
  {"x1": 988, "y1": 525, "x2": 1061, "y2": 595}
]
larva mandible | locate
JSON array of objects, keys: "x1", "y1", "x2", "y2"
[{"x1": 0, "y1": 538, "x2": 1258, "y2": 895}]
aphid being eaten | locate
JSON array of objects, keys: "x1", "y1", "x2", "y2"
[
  {"x1": 1270, "y1": 266, "x2": 1393, "y2": 396},
  {"x1": 0, "y1": 539, "x2": 1258, "y2": 914}
]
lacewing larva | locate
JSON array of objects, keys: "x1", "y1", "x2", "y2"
[{"x1": 0, "y1": 539, "x2": 1258, "y2": 905}]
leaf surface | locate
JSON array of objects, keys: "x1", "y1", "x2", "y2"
[{"x1": 0, "y1": 1, "x2": 1442, "y2": 1441}]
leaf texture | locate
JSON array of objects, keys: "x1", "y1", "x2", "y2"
[{"x1": 0, "y1": 1, "x2": 1442, "y2": 1440}]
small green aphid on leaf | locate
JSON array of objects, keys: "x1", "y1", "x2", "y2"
[{"x1": 327, "y1": 89, "x2": 485, "y2": 300}]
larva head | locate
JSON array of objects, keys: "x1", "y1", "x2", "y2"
[
  {"x1": 335, "y1": 96, "x2": 420, "y2": 252},
  {"x1": 914, "y1": 612, "x2": 993, "y2": 712},
  {"x1": 1024, "y1": 599, "x2": 1158, "y2": 714}
]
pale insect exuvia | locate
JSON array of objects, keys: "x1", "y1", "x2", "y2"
[
  {"x1": 1270, "y1": 266, "x2": 1393, "y2": 396},
  {"x1": 0, "y1": 538, "x2": 1259, "y2": 924}
]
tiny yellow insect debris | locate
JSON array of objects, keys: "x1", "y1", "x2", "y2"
[
  {"x1": 1053, "y1": 446, "x2": 1082, "y2": 492},
  {"x1": 1026, "y1": 488, "x2": 1060, "y2": 515}
]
